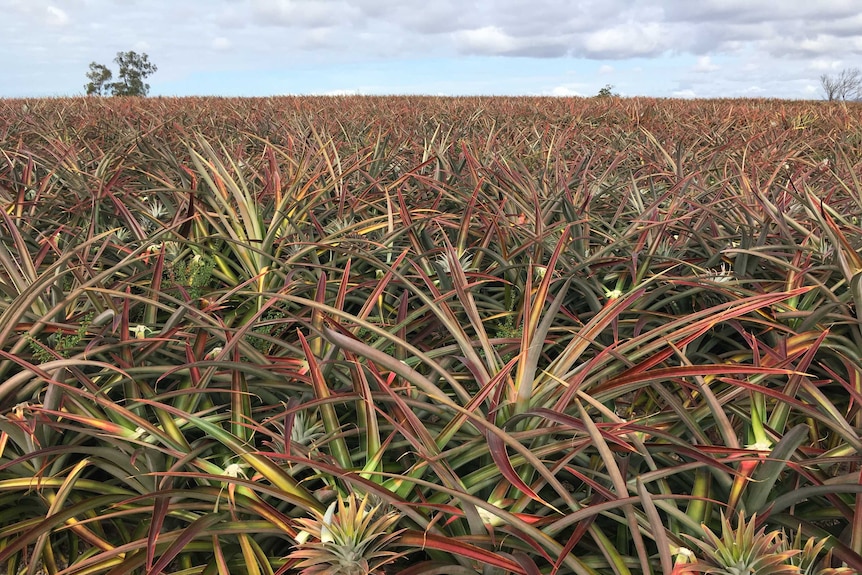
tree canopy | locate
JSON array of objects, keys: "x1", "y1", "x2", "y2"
[{"x1": 85, "y1": 51, "x2": 157, "y2": 97}]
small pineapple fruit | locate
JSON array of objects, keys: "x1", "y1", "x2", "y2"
[{"x1": 289, "y1": 492, "x2": 404, "y2": 575}]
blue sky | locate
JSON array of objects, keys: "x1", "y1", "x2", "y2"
[{"x1": 2, "y1": 0, "x2": 861, "y2": 99}]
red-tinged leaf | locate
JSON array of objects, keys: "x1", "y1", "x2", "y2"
[
  {"x1": 147, "y1": 495, "x2": 170, "y2": 570},
  {"x1": 133, "y1": 399, "x2": 323, "y2": 513},
  {"x1": 547, "y1": 492, "x2": 711, "y2": 538},
  {"x1": 546, "y1": 287, "x2": 646, "y2": 381},
  {"x1": 576, "y1": 400, "x2": 651, "y2": 575},
  {"x1": 147, "y1": 513, "x2": 224, "y2": 575},
  {"x1": 311, "y1": 271, "x2": 328, "y2": 357},
  {"x1": 321, "y1": 325, "x2": 445, "y2": 454},
  {"x1": 513, "y1": 230, "x2": 571, "y2": 413},
  {"x1": 454, "y1": 155, "x2": 484, "y2": 257},
  {"x1": 341, "y1": 350, "x2": 382, "y2": 478},
  {"x1": 551, "y1": 515, "x2": 595, "y2": 575},
  {"x1": 820, "y1": 360, "x2": 862, "y2": 418},
  {"x1": 854, "y1": 468, "x2": 862, "y2": 557},
  {"x1": 394, "y1": 561, "x2": 476, "y2": 575},
  {"x1": 297, "y1": 329, "x2": 353, "y2": 470},
  {"x1": 395, "y1": 188, "x2": 426, "y2": 258},
  {"x1": 397, "y1": 531, "x2": 527, "y2": 574},
  {"x1": 819, "y1": 197, "x2": 862, "y2": 274},
  {"x1": 185, "y1": 343, "x2": 201, "y2": 387},
  {"x1": 104, "y1": 187, "x2": 146, "y2": 240},
  {"x1": 441, "y1": 240, "x2": 493, "y2": 382},
  {"x1": 494, "y1": 518, "x2": 559, "y2": 565},
  {"x1": 31, "y1": 408, "x2": 127, "y2": 436},
  {"x1": 267, "y1": 356, "x2": 309, "y2": 377},
  {"x1": 368, "y1": 363, "x2": 447, "y2": 466},
  {"x1": 0, "y1": 210, "x2": 38, "y2": 284},
  {"x1": 768, "y1": 329, "x2": 829, "y2": 432},
  {"x1": 511, "y1": 512, "x2": 545, "y2": 526},
  {"x1": 637, "y1": 477, "x2": 673, "y2": 575},
  {"x1": 121, "y1": 286, "x2": 131, "y2": 345},
  {"x1": 513, "y1": 408, "x2": 636, "y2": 454},
  {"x1": 437, "y1": 354, "x2": 518, "y2": 448},
  {"x1": 596, "y1": 364, "x2": 800, "y2": 394},
  {"x1": 242, "y1": 497, "x2": 300, "y2": 537},
  {"x1": 727, "y1": 457, "x2": 762, "y2": 517},
  {"x1": 512, "y1": 552, "x2": 543, "y2": 575},
  {"x1": 608, "y1": 287, "x2": 814, "y2": 383},
  {"x1": 0, "y1": 227, "x2": 116, "y2": 351},
  {"x1": 609, "y1": 317, "x2": 714, "y2": 380},
  {"x1": 231, "y1": 364, "x2": 251, "y2": 444},
  {"x1": 357, "y1": 249, "x2": 410, "y2": 321},
  {"x1": 335, "y1": 258, "x2": 351, "y2": 313},
  {"x1": 212, "y1": 535, "x2": 231, "y2": 575},
  {"x1": 0, "y1": 495, "x2": 126, "y2": 567},
  {"x1": 324, "y1": 325, "x2": 575, "y2": 508},
  {"x1": 671, "y1": 562, "x2": 698, "y2": 575},
  {"x1": 528, "y1": 225, "x2": 569, "y2": 332},
  {"x1": 560, "y1": 465, "x2": 618, "y2": 502},
  {"x1": 485, "y1": 430, "x2": 551, "y2": 508},
  {"x1": 551, "y1": 346, "x2": 617, "y2": 410}
]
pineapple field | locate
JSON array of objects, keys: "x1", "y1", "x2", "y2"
[{"x1": 1, "y1": 95, "x2": 862, "y2": 574}]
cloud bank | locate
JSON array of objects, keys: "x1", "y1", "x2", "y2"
[{"x1": 1, "y1": 0, "x2": 860, "y2": 97}]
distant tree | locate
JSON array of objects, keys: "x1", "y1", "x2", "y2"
[
  {"x1": 596, "y1": 84, "x2": 618, "y2": 97},
  {"x1": 820, "y1": 67, "x2": 862, "y2": 101},
  {"x1": 111, "y1": 51, "x2": 157, "y2": 96},
  {"x1": 85, "y1": 51, "x2": 157, "y2": 96},
  {"x1": 85, "y1": 62, "x2": 113, "y2": 96}
]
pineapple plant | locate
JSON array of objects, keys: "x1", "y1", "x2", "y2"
[
  {"x1": 288, "y1": 493, "x2": 405, "y2": 575},
  {"x1": 683, "y1": 513, "x2": 853, "y2": 575}
]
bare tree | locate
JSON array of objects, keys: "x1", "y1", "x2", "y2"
[{"x1": 820, "y1": 67, "x2": 862, "y2": 101}]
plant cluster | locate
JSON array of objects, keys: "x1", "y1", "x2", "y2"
[{"x1": 1, "y1": 95, "x2": 862, "y2": 574}]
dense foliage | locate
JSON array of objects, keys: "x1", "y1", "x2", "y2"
[
  {"x1": 1, "y1": 95, "x2": 862, "y2": 574},
  {"x1": 85, "y1": 52, "x2": 158, "y2": 97}
]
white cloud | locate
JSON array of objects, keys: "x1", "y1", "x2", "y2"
[
  {"x1": 250, "y1": 0, "x2": 359, "y2": 28},
  {"x1": 322, "y1": 88, "x2": 361, "y2": 95},
  {"x1": 806, "y1": 59, "x2": 842, "y2": 72},
  {"x1": 798, "y1": 35, "x2": 845, "y2": 54},
  {"x1": 582, "y1": 22, "x2": 669, "y2": 58},
  {"x1": 304, "y1": 27, "x2": 340, "y2": 49},
  {"x1": 549, "y1": 85, "x2": 582, "y2": 96},
  {"x1": 693, "y1": 56, "x2": 719, "y2": 72},
  {"x1": 46, "y1": 6, "x2": 69, "y2": 27},
  {"x1": 2, "y1": 0, "x2": 862, "y2": 98},
  {"x1": 212, "y1": 37, "x2": 231, "y2": 51},
  {"x1": 454, "y1": 26, "x2": 519, "y2": 55},
  {"x1": 672, "y1": 89, "x2": 697, "y2": 98}
]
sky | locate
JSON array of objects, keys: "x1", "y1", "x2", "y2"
[{"x1": 2, "y1": 0, "x2": 862, "y2": 99}]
